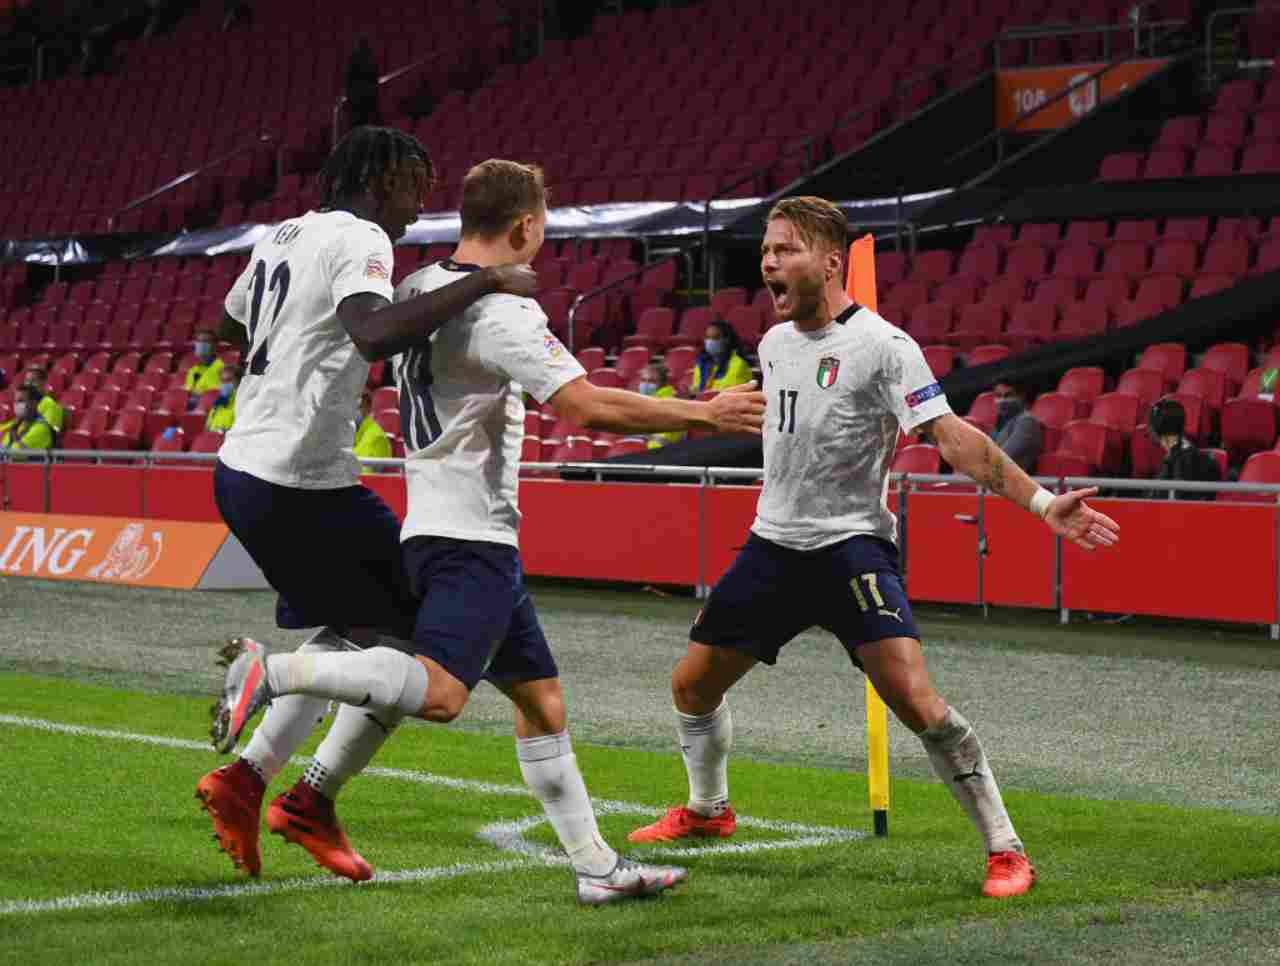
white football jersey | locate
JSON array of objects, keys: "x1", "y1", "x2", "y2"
[
  {"x1": 395, "y1": 260, "x2": 585, "y2": 548},
  {"x1": 751, "y1": 306, "x2": 952, "y2": 550},
  {"x1": 218, "y1": 210, "x2": 394, "y2": 489}
]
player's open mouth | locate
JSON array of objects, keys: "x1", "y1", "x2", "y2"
[{"x1": 766, "y1": 279, "x2": 788, "y2": 303}]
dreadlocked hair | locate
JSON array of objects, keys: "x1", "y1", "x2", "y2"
[{"x1": 316, "y1": 126, "x2": 435, "y2": 209}]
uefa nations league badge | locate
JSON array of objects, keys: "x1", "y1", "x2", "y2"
[{"x1": 816, "y1": 356, "x2": 840, "y2": 389}]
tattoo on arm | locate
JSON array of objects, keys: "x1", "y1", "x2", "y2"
[{"x1": 984, "y1": 438, "x2": 1007, "y2": 497}]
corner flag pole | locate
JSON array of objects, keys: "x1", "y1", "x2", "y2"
[{"x1": 847, "y1": 233, "x2": 891, "y2": 838}]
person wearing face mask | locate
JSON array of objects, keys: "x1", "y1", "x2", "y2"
[
  {"x1": 184, "y1": 328, "x2": 226, "y2": 394},
  {"x1": 637, "y1": 363, "x2": 681, "y2": 448},
  {"x1": 22, "y1": 365, "x2": 64, "y2": 435},
  {"x1": 1, "y1": 386, "x2": 55, "y2": 451},
  {"x1": 991, "y1": 382, "x2": 1042, "y2": 473},
  {"x1": 205, "y1": 365, "x2": 242, "y2": 433},
  {"x1": 1147, "y1": 398, "x2": 1220, "y2": 500},
  {"x1": 352, "y1": 387, "x2": 392, "y2": 471},
  {"x1": 689, "y1": 320, "x2": 753, "y2": 396}
]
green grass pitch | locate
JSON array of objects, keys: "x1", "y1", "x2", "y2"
[{"x1": 2, "y1": 577, "x2": 1279, "y2": 965}]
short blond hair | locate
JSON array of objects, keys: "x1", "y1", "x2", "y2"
[
  {"x1": 767, "y1": 196, "x2": 849, "y2": 254},
  {"x1": 460, "y1": 159, "x2": 548, "y2": 238}
]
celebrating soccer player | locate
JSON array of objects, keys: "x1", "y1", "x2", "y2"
[
  {"x1": 210, "y1": 159, "x2": 767, "y2": 904},
  {"x1": 195, "y1": 127, "x2": 540, "y2": 881},
  {"x1": 627, "y1": 196, "x2": 1120, "y2": 899}
]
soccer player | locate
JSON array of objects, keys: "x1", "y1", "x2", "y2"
[
  {"x1": 195, "y1": 127, "x2": 540, "y2": 881},
  {"x1": 211, "y1": 159, "x2": 767, "y2": 904},
  {"x1": 626, "y1": 197, "x2": 1121, "y2": 899}
]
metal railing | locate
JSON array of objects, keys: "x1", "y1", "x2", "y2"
[
  {"x1": 1205, "y1": 3, "x2": 1280, "y2": 87},
  {"x1": 563, "y1": 252, "x2": 684, "y2": 352},
  {"x1": 107, "y1": 134, "x2": 278, "y2": 232},
  {"x1": 331, "y1": 49, "x2": 453, "y2": 148}
]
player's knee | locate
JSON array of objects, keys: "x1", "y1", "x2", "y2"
[
  {"x1": 671, "y1": 664, "x2": 722, "y2": 715},
  {"x1": 417, "y1": 676, "x2": 469, "y2": 723}
]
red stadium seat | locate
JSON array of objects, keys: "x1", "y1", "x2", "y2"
[
  {"x1": 1059, "y1": 420, "x2": 1125, "y2": 475},
  {"x1": 667, "y1": 306, "x2": 715, "y2": 350},
  {"x1": 725, "y1": 305, "x2": 767, "y2": 350},
  {"x1": 981, "y1": 278, "x2": 1029, "y2": 312},
  {"x1": 1031, "y1": 277, "x2": 1078, "y2": 309},
  {"x1": 906, "y1": 303, "x2": 954, "y2": 345},
  {"x1": 891, "y1": 443, "x2": 941, "y2": 475},
  {"x1": 190, "y1": 431, "x2": 226, "y2": 454},
  {"x1": 1116, "y1": 368, "x2": 1166, "y2": 409},
  {"x1": 710, "y1": 287, "x2": 748, "y2": 318},
  {"x1": 1200, "y1": 342, "x2": 1250, "y2": 392},
  {"x1": 1146, "y1": 240, "x2": 1199, "y2": 279},
  {"x1": 966, "y1": 391, "x2": 998, "y2": 432},
  {"x1": 1202, "y1": 239, "x2": 1251, "y2": 276},
  {"x1": 575, "y1": 347, "x2": 606, "y2": 372},
  {"x1": 950, "y1": 303, "x2": 1005, "y2": 351},
  {"x1": 1031, "y1": 391, "x2": 1083, "y2": 453},
  {"x1": 1056, "y1": 301, "x2": 1109, "y2": 340},
  {"x1": 151, "y1": 428, "x2": 187, "y2": 454},
  {"x1": 1114, "y1": 220, "x2": 1159, "y2": 244},
  {"x1": 952, "y1": 246, "x2": 1000, "y2": 284},
  {"x1": 1089, "y1": 392, "x2": 1145, "y2": 438},
  {"x1": 1178, "y1": 368, "x2": 1228, "y2": 410},
  {"x1": 1003, "y1": 244, "x2": 1049, "y2": 279},
  {"x1": 1162, "y1": 392, "x2": 1213, "y2": 442},
  {"x1": 1219, "y1": 451, "x2": 1280, "y2": 503},
  {"x1": 663, "y1": 346, "x2": 697, "y2": 387},
  {"x1": 624, "y1": 308, "x2": 676, "y2": 351},
  {"x1": 1137, "y1": 343, "x2": 1187, "y2": 385},
  {"x1": 1057, "y1": 367, "x2": 1106, "y2": 406},
  {"x1": 615, "y1": 346, "x2": 650, "y2": 385},
  {"x1": 1099, "y1": 152, "x2": 1142, "y2": 181},
  {"x1": 965, "y1": 345, "x2": 1011, "y2": 367},
  {"x1": 933, "y1": 278, "x2": 982, "y2": 308},
  {"x1": 1063, "y1": 221, "x2": 1111, "y2": 246},
  {"x1": 1016, "y1": 223, "x2": 1061, "y2": 246},
  {"x1": 1001, "y1": 302, "x2": 1055, "y2": 352},
  {"x1": 908, "y1": 251, "x2": 954, "y2": 285},
  {"x1": 1142, "y1": 149, "x2": 1188, "y2": 179},
  {"x1": 588, "y1": 368, "x2": 624, "y2": 389},
  {"x1": 1164, "y1": 217, "x2": 1211, "y2": 245},
  {"x1": 1221, "y1": 397, "x2": 1278, "y2": 463},
  {"x1": 1051, "y1": 244, "x2": 1099, "y2": 281},
  {"x1": 922, "y1": 345, "x2": 955, "y2": 378}
]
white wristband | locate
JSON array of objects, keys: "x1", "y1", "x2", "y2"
[{"x1": 1030, "y1": 488, "x2": 1054, "y2": 519}]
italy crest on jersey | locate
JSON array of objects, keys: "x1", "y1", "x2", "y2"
[{"x1": 816, "y1": 356, "x2": 840, "y2": 389}]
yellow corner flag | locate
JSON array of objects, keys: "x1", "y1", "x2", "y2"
[{"x1": 847, "y1": 233, "x2": 891, "y2": 837}]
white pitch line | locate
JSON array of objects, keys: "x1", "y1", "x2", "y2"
[
  {"x1": 0, "y1": 860, "x2": 527, "y2": 917},
  {"x1": 0, "y1": 713, "x2": 866, "y2": 917}
]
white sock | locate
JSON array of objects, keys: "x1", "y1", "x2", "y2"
[
  {"x1": 517, "y1": 731, "x2": 617, "y2": 877},
  {"x1": 919, "y1": 706, "x2": 1022, "y2": 855},
  {"x1": 676, "y1": 698, "x2": 732, "y2": 818},
  {"x1": 266, "y1": 645, "x2": 428, "y2": 717},
  {"x1": 302, "y1": 702, "x2": 403, "y2": 799},
  {"x1": 240, "y1": 628, "x2": 344, "y2": 782}
]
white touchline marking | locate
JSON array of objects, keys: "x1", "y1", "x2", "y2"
[{"x1": 0, "y1": 714, "x2": 866, "y2": 916}]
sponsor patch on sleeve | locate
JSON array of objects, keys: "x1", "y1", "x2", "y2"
[
  {"x1": 904, "y1": 382, "x2": 944, "y2": 409},
  {"x1": 364, "y1": 255, "x2": 390, "y2": 280},
  {"x1": 543, "y1": 333, "x2": 565, "y2": 360}
]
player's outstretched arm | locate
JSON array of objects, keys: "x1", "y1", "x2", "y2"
[
  {"x1": 338, "y1": 265, "x2": 538, "y2": 361},
  {"x1": 927, "y1": 413, "x2": 1119, "y2": 551},
  {"x1": 548, "y1": 378, "x2": 766, "y2": 435}
]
